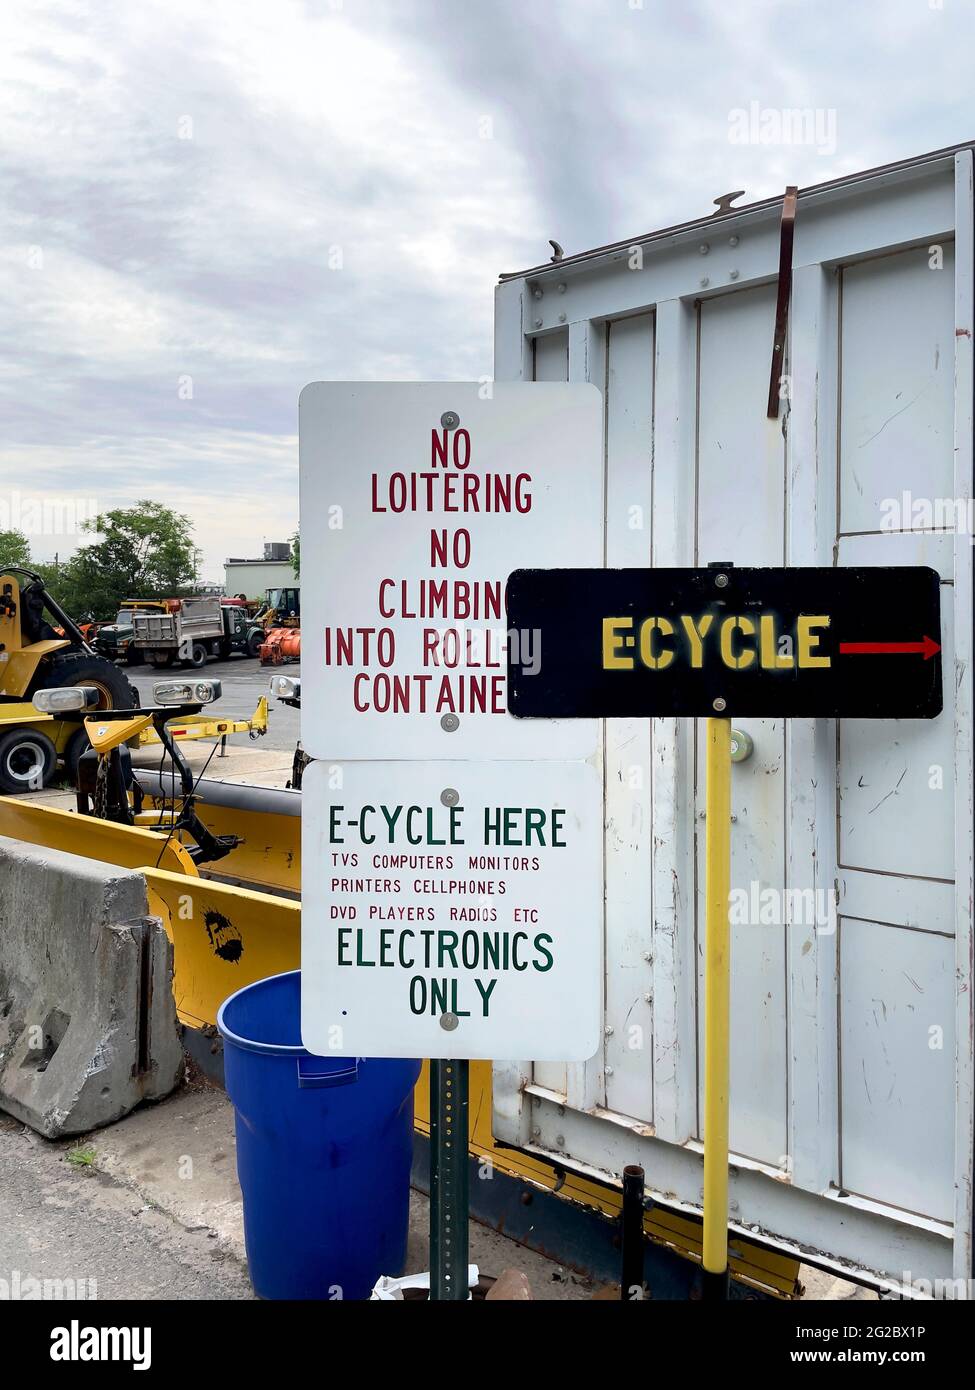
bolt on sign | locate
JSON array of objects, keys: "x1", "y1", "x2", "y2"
[
  {"x1": 505, "y1": 567, "x2": 943, "y2": 719},
  {"x1": 298, "y1": 382, "x2": 602, "y2": 762},
  {"x1": 298, "y1": 383, "x2": 604, "y2": 1061}
]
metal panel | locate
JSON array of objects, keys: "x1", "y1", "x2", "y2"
[
  {"x1": 603, "y1": 313, "x2": 655, "y2": 1121},
  {"x1": 833, "y1": 237, "x2": 957, "y2": 942},
  {"x1": 836, "y1": 555, "x2": 956, "y2": 885},
  {"x1": 838, "y1": 631, "x2": 956, "y2": 881},
  {"x1": 838, "y1": 246, "x2": 955, "y2": 537},
  {"x1": 839, "y1": 917, "x2": 955, "y2": 1221},
  {"x1": 649, "y1": 299, "x2": 698, "y2": 1146},
  {"x1": 783, "y1": 261, "x2": 841, "y2": 1199},
  {"x1": 696, "y1": 285, "x2": 783, "y2": 567},
  {"x1": 529, "y1": 327, "x2": 571, "y2": 1095},
  {"x1": 695, "y1": 285, "x2": 788, "y2": 1167},
  {"x1": 532, "y1": 329, "x2": 569, "y2": 383},
  {"x1": 950, "y1": 148, "x2": 975, "y2": 1284}
]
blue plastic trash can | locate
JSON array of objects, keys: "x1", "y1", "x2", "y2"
[{"x1": 217, "y1": 970, "x2": 420, "y2": 1300}]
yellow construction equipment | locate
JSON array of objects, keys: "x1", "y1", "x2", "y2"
[
  {"x1": 0, "y1": 694, "x2": 267, "y2": 795},
  {"x1": 30, "y1": 679, "x2": 243, "y2": 872},
  {"x1": 0, "y1": 796, "x2": 197, "y2": 877},
  {"x1": 85, "y1": 710, "x2": 155, "y2": 753},
  {"x1": 0, "y1": 568, "x2": 140, "y2": 791},
  {"x1": 0, "y1": 702, "x2": 73, "y2": 794},
  {"x1": 137, "y1": 695, "x2": 268, "y2": 748},
  {"x1": 137, "y1": 775, "x2": 299, "y2": 895},
  {"x1": 0, "y1": 568, "x2": 134, "y2": 709}
]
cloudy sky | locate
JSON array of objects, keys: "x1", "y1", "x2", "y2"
[{"x1": 2, "y1": 0, "x2": 972, "y2": 581}]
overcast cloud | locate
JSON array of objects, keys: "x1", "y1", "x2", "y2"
[{"x1": 1, "y1": 0, "x2": 971, "y2": 579}]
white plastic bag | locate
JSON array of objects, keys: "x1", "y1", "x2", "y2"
[{"x1": 370, "y1": 1265, "x2": 480, "y2": 1300}]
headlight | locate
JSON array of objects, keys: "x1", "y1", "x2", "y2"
[
  {"x1": 269, "y1": 675, "x2": 301, "y2": 699},
  {"x1": 33, "y1": 686, "x2": 101, "y2": 713},
  {"x1": 152, "y1": 679, "x2": 222, "y2": 706}
]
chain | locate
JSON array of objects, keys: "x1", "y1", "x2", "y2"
[{"x1": 93, "y1": 755, "x2": 109, "y2": 819}]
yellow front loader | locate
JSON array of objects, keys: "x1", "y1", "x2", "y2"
[
  {"x1": 0, "y1": 568, "x2": 135, "y2": 707},
  {"x1": 0, "y1": 568, "x2": 139, "y2": 792}
]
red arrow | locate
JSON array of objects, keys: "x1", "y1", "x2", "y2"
[{"x1": 839, "y1": 635, "x2": 940, "y2": 660}]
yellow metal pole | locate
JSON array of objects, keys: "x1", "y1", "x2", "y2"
[{"x1": 702, "y1": 715, "x2": 731, "y2": 1300}]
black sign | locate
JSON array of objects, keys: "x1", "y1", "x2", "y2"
[{"x1": 506, "y1": 567, "x2": 942, "y2": 719}]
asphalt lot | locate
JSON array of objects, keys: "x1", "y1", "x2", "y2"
[{"x1": 127, "y1": 654, "x2": 300, "y2": 753}]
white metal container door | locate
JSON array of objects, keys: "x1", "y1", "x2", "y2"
[
  {"x1": 693, "y1": 284, "x2": 789, "y2": 1170},
  {"x1": 530, "y1": 327, "x2": 571, "y2": 1097},
  {"x1": 493, "y1": 148, "x2": 974, "y2": 1289},
  {"x1": 603, "y1": 313, "x2": 655, "y2": 1121},
  {"x1": 834, "y1": 245, "x2": 958, "y2": 1223}
]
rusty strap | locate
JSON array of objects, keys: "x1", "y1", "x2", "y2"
[{"x1": 766, "y1": 185, "x2": 798, "y2": 419}]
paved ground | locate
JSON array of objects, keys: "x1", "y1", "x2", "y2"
[
  {"x1": 0, "y1": 1088, "x2": 602, "y2": 1301},
  {"x1": 0, "y1": 1108, "x2": 252, "y2": 1300},
  {"x1": 0, "y1": 1057, "x2": 871, "y2": 1303},
  {"x1": 127, "y1": 654, "x2": 300, "y2": 754}
]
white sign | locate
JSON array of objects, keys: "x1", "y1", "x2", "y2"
[
  {"x1": 300, "y1": 757, "x2": 602, "y2": 1060},
  {"x1": 298, "y1": 382, "x2": 602, "y2": 761}
]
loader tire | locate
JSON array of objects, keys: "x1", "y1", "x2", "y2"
[
  {"x1": 28, "y1": 651, "x2": 135, "y2": 711},
  {"x1": 0, "y1": 727, "x2": 57, "y2": 794},
  {"x1": 64, "y1": 727, "x2": 91, "y2": 783}
]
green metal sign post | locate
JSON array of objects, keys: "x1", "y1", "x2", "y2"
[{"x1": 429, "y1": 1059, "x2": 470, "y2": 1301}]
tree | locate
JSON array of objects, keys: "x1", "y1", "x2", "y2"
[
  {"x1": 290, "y1": 529, "x2": 300, "y2": 580},
  {"x1": 32, "y1": 559, "x2": 92, "y2": 620},
  {"x1": 0, "y1": 529, "x2": 32, "y2": 568},
  {"x1": 50, "y1": 501, "x2": 200, "y2": 619}
]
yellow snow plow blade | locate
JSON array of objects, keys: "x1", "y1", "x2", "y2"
[
  {"x1": 143, "y1": 867, "x2": 299, "y2": 1030},
  {"x1": 0, "y1": 796, "x2": 198, "y2": 877},
  {"x1": 135, "y1": 769, "x2": 299, "y2": 895}
]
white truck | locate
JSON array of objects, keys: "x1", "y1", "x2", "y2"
[
  {"x1": 492, "y1": 141, "x2": 973, "y2": 1295},
  {"x1": 132, "y1": 597, "x2": 251, "y2": 669}
]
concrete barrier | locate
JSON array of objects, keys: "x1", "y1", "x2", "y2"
[{"x1": 0, "y1": 835, "x2": 183, "y2": 1137}]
